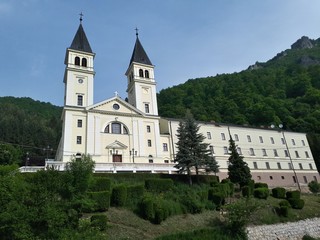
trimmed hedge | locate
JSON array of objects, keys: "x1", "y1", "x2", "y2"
[
  {"x1": 286, "y1": 190, "x2": 301, "y2": 200},
  {"x1": 208, "y1": 190, "x2": 225, "y2": 209},
  {"x1": 254, "y1": 182, "x2": 268, "y2": 189},
  {"x1": 180, "y1": 194, "x2": 204, "y2": 214},
  {"x1": 288, "y1": 198, "x2": 305, "y2": 209},
  {"x1": 87, "y1": 191, "x2": 111, "y2": 211},
  {"x1": 91, "y1": 214, "x2": 108, "y2": 231},
  {"x1": 89, "y1": 177, "x2": 111, "y2": 192},
  {"x1": 126, "y1": 184, "x2": 144, "y2": 207},
  {"x1": 253, "y1": 188, "x2": 269, "y2": 199},
  {"x1": 145, "y1": 178, "x2": 173, "y2": 192},
  {"x1": 111, "y1": 184, "x2": 127, "y2": 207},
  {"x1": 279, "y1": 200, "x2": 291, "y2": 208},
  {"x1": 272, "y1": 187, "x2": 286, "y2": 199},
  {"x1": 275, "y1": 206, "x2": 289, "y2": 217}
]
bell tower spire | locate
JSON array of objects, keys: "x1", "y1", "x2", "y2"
[
  {"x1": 63, "y1": 15, "x2": 95, "y2": 107},
  {"x1": 125, "y1": 30, "x2": 158, "y2": 115}
]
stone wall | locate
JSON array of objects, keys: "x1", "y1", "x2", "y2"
[{"x1": 247, "y1": 218, "x2": 320, "y2": 240}]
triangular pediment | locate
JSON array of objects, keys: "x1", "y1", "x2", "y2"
[
  {"x1": 106, "y1": 140, "x2": 128, "y2": 150},
  {"x1": 86, "y1": 96, "x2": 144, "y2": 116}
]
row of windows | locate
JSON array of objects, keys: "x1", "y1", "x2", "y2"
[
  {"x1": 252, "y1": 161, "x2": 314, "y2": 170},
  {"x1": 210, "y1": 145, "x2": 310, "y2": 158},
  {"x1": 217, "y1": 132, "x2": 305, "y2": 146},
  {"x1": 74, "y1": 56, "x2": 87, "y2": 67},
  {"x1": 128, "y1": 69, "x2": 150, "y2": 83},
  {"x1": 255, "y1": 175, "x2": 317, "y2": 184}
]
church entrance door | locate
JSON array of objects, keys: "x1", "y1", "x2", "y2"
[{"x1": 113, "y1": 155, "x2": 122, "y2": 162}]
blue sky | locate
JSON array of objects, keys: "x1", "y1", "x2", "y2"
[{"x1": 1, "y1": 0, "x2": 320, "y2": 106}]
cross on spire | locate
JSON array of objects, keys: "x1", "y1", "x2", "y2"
[
  {"x1": 135, "y1": 27, "x2": 139, "y2": 37},
  {"x1": 79, "y1": 12, "x2": 84, "y2": 23}
]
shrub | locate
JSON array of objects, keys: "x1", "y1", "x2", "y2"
[
  {"x1": 87, "y1": 191, "x2": 111, "y2": 211},
  {"x1": 253, "y1": 188, "x2": 269, "y2": 199},
  {"x1": 111, "y1": 184, "x2": 127, "y2": 207},
  {"x1": 90, "y1": 214, "x2": 107, "y2": 231},
  {"x1": 221, "y1": 179, "x2": 235, "y2": 197},
  {"x1": 272, "y1": 187, "x2": 286, "y2": 199},
  {"x1": 308, "y1": 181, "x2": 320, "y2": 193},
  {"x1": 139, "y1": 195, "x2": 155, "y2": 221},
  {"x1": 242, "y1": 186, "x2": 251, "y2": 198},
  {"x1": 89, "y1": 177, "x2": 111, "y2": 192},
  {"x1": 286, "y1": 190, "x2": 300, "y2": 200},
  {"x1": 288, "y1": 198, "x2": 305, "y2": 209},
  {"x1": 126, "y1": 184, "x2": 144, "y2": 207},
  {"x1": 180, "y1": 194, "x2": 204, "y2": 214},
  {"x1": 254, "y1": 182, "x2": 268, "y2": 189},
  {"x1": 145, "y1": 178, "x2": 173, "y2": 192},
  {"x1": 208, "y1": 192, "x2": 225, "y2": 209},
  {"x1": 275, "y1": 206, "x2": 289, "y2": 217},
  {"x1": 279, "y1": 200, "x2": 290, "y2": 208}
]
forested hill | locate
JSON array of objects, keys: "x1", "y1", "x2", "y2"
[
  {"x1": 0, "y1": 97, "x2": 62, "y2": 164},
  {"x1": 158, "y1": 36, "x2": 320, "y2": 135}
]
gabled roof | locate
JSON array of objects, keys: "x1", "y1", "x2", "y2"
[
  {"x1": 70, "y1": 23, "x2": 93, "y2": 53},
  {"x1": 129, "y1": 36, "x2": 152, "y2": 66}
]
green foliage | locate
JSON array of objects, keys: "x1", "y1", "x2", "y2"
[
  {"x1": 242, "y1": 186, "x2": 251, "y2": 198},
  {"x1": 286, "y1": 190, "x2": 301, "y2": 200},
  {"x1": 253, "y1": 188, "x2": 269, "y2": 199},
  {"x1": 126, "y1": 184, "x2": 144, "y2": 208},
  {"x1": 145, "y1": 178, "x2": 173, "y2": 192},
  {"x1": 227, "y1": 137, "x2": 252, "y2": 187},
  {"x1": 174, "y1": 113, "x2": 219, "y2": 184},
  {"x1": 275, "y1": 206, "x2": 289, "y2": 217},
  {"x1": 0, "y1": 164, "x2": 19, "y2": 176},
  {"x1": 254, "y1": 182, "x2": 268, "y2": 189},
  {"x1": 180, "y1": 193, "x2": 205, "y2": 214},
  {"x1": 90, "y1": 214, "x2": 108, "y2": 231},
  {"x1": 111, "y1": 184, "x2": 127, "y2": 207},
  {"x1": 0, "y1": 143, "x2": 23, "y2": 165},
  {"x1": 89, "y1": 177, "x2": 111, "y2": 192},
  {"x1": 208, "y1": 192, "x2": 225, "y2": 209},
  {"x1": 272, "y1": 187, "x2": 286, "y2": 199},
  {"x1": 308, "y1": 180, "x2": 320, "y2": 193},
  {"x1": 288, "y1": 198, "x2": 305, "y2": 209},
  {"x1": 66, "y1": 154, "x2": 95, "y2": 195},
  {"x1": 279, "y1": 199, "x2": 291, "y2": 208},
  {"x1": 88, "y1": 191, "x2": 111, "y2": 212}
]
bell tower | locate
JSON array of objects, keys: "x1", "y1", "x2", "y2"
[
  {"x1": 125, "y1": 30, "x2": 158, "y2": 115},
  {"x1": 64, "y1": 16, "x2": 95, "y2": 107}
]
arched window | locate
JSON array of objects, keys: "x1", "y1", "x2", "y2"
[
  {"x1": 104, "y1": 122, "x2": 129, "y2": 135},
  {"x1": 81, "y1": 58, "x2": 87, "y2": 67},
  {"x1": 145, "y1": 70, "x2": 149, "y2": 78},
  {"x1": 139, "y1": 69, "x2": 144, "y2": 77},
  {"x1": 75, "y1": 57, "x2": 80, "y2": 66}
]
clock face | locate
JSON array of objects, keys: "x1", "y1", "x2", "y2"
[
  {"x1": 78, "y1": 79, "x2": 84, "y2": 84},
  {"x1": 113, "y1": 103, "x2": 120, "y2": 110}
]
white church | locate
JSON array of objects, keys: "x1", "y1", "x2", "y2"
[{"x1": 53, "y1": 20, "x2": 319, "y2": 188}]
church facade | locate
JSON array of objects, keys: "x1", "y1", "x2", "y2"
[{"x1": 54, "y1": 21, "x2": 319, "y2": 188}]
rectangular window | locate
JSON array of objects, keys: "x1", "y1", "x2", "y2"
[
  {"x1": 148, "y1": 139, "x2": 152, "y2": 147},
  {"x1": 273, "y1": 149, "x2": 278, "y2": 157},
  {"x1": 305, "y1": 151, "x2": 310, "y2": 158},
  {"x1": 281, "y1": 138, "x2": 285, "y2": 144},
  {"x1": 223, "y1": 146, "x2": 228, "y2": 154},
  {"x1": 112, "y1": 123, "x2": 121, "y2": 134},
  {"x1": 221, "y1": 133, "x2": 226, "y2": 140},
  {"x1": 262, "y1": 149, "x2": 267, "y2": 156},
  {"x1": 237, "y1": 147, "x2": 242, "y2": 155},
  {"x1": 76, "y1": 136, "x2": 82, "y2": 144},
  {"x1": 148, "y1": 159, "x2": 153, "y2": 163},
  {"x1": 288, "y1": 163, "x2": 292, "y2": 169},
  {"x1": 147, "y1": 125, "x2": 151, "y2": 132},
  {"x1": 249, "y1": 148, "x2": 255, "y2": 156},
  {"x1": 299, "y1": 163, "x2": 303, "y2": 170},
  {"x1": 207, "y1": 132, "x2": 212, "y2": 139},
  {"x1": 293, "y1": 176, "x2": 297, "y2": 183},
  {"x1": 292, "y1": 139, "x2": 296, "y2": 145},
  {"x1": 247, "y1": 135, "x2": 251, "y2": 142},
  {"x1": 295, "y1": 151, "x2": 300, "y2": 158},
  {"x1": 270, "y1": 137, "x2": 275, "y2": 144},
  {"x1": 77, "y1": 95, "x2": 83, "y2": 106},
  {"x1": 302, "y1": 140, "x2": 305, "y2": 146},
  {"x1": 253, "y1": 162, "x2": 258, "y2": 169},
  {"x1": 77, "y1": 119, "x2": 82, "y2": 128},
  {"x1": 164, "y1": 160, "x2": 169, "y2": 164},
  {"x1": 284, "y1": 150, "x2": 289, "y2": 157},
  {"x1": 209, "y1": 145, "x2": 214, "y2": 154},
  {"x1": 234, "y1": 134, "x2": 239, "y2": 141},
  {"x1": 266, "y1": 162, "x2": 270, "y2": 169},
  {"x1": 303, "y1": 176, "x2": 308, "y2": 183},
  {"x1": 259, "y1": 136, "x2": 263, "y2": 143},
  {"x1": 145, "y1": 103, "x2": 150, "y2": 113},
  {"x1": 277, "y1": 162, "x2": 281, "y2": 169},
  {"x1": 309, "y1": 163, "x2": 313, "y2": 170},
  {"x1": 163, "y1": 143, "x2": 168, "y2": 151}
]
